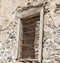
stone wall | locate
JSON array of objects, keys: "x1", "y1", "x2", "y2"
[
  {"x1": 0, "y1": 0, "x2": 18, "y2": 63},
  {"x1": 43, "y1": 0, "x2": 60, "y2": 63},
  {"x1": 0, "y1": 0, "x2": 60, "y2": 63}
]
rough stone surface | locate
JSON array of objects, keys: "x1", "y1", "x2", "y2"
[
  {"x1": 43, "y1": 0, "x2": 60, "y2": 63},
  {"x1": 0, "y1": 0, "x2": 60, "y2": 63}
]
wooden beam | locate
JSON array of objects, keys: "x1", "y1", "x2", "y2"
[
  {"x1": 23, "y1": 39, "x2": 34, "y2": 43},
  {"x1": 22, "y1": 44, "x2": 34, "y2": 46},
  {"x1": 24, "y1": 30, "x2": 35, "y2": 34},
  {"x1": 23, "y1": 37, "x2": 35, "y2": 40},
  {"x1": 22, "y1": 17, "x2": 40, "y2": 24},
  {"x1": 23, "y1": 29, "x2": 35, "y2": 33},
  {"x1": 23, "y1": 23, "x2": 36, "y2": 28},
  {"x1": 23, "y1": 26, "x2": 36, "y2": 30},
  {"x1": 21, "y1": 51, "x2": 35, "y2": 53}
]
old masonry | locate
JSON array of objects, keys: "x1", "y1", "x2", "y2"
[{"x1": 0, "y1": 0, "x2": 60, "y2": 63}]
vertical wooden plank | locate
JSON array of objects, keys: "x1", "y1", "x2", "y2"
[{"x1": 38, "y1": 7, "x2": 44, "y2": 63}]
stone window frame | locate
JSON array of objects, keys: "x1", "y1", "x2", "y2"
[{"x1": 16, "y1": 6, "x2": 44, "y2": 63}]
